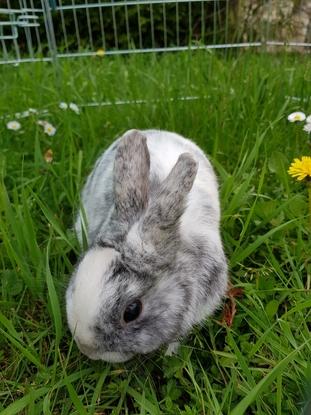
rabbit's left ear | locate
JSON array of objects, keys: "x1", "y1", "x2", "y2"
[
  {"x1": 143, "y1": 152, "x2": 198, "y2": 233},
  {"x1": 114, "y1": 130, "x2": 150, "y2": 225}
]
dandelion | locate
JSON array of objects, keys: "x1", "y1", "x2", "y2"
[
  {"x1": 288, "y1": 156, "x2": 311, "y2": 226},
  {"x1": 287, "y1": 111, "x2": 306, "y2": 122},
  {"x1": 69, "y1": 102, "x2": 80, "y2": 114},
  {"x1": 288, "y1": 157, "x2": 311, "y2": 181},
  {"x1": 7, "y1": 120, "x2": 21, "y2": 131},
  {"x1": 303, "y1": 124, "x2": 311, "y2": 134},
  {"x1": 96, "y1": 48, "x2": 105, "y2": 57},
  {"x1": 59, "y1": 102, "x2": 68, "y2": 110}
]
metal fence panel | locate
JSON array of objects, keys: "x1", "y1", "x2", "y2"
[{"x1": 0, "y1": 0, "x2": 310, "y2": 65}]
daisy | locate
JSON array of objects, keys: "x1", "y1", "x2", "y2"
[
  {"x1": 69, "y1": 102, "x2": 80, "y2": 114},
  {"x1": 288, "y1": 156, "x2": 311, "y2": 181},
  {"x1": 44, "y1": 123, "x2": 56, "y2": 136},
  {"x1": 59, "y1": 102, "x2": 68, "y2": 110},
  {"x1": 7, "y1": 120, "x2": 21, "y2": 131},
  {"x1": 287, "y1": 112, "x2": 306, "y2": 122},
  {"x1": 28, "y1": 108, "x2": 38, "y2": 114},
  {"x1": 37, "y1": 120, "x2": 56, "y2": 136},
  {"x1": 303, "y1": 124, "x2": 311, "y2": 134},
  {"x1": 306, "y1": 115, "x2": 311, "y2": 123}
]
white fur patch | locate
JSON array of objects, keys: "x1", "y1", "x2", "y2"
[{"x1": 66, "y1": 247, "x2": 118, "y2": 348}]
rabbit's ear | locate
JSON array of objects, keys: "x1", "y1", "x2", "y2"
[
  {"x1": 114, "y1": 130, "x2": 150, "y2": 225},
  {"x1": 143, "y1": 153, "x2": 198, "y2": 233}
]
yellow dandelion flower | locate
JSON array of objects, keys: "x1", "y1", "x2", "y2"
[
  {"x1": 96, "y1": 48, "x2": 105, "y2": 57},
  {"x1": 288, "y1": 156, "x2": 311, "y2": 181}
]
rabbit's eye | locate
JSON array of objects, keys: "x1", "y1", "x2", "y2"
[{"x1": 123, "y1": 300, "x2": 142, "y2": 323}]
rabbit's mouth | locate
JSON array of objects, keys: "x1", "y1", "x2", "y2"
[{"x1": 76, "y1": 338, "x2": 134, "y2": 362}]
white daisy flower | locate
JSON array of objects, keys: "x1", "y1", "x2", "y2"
[
  {"x1": 43, "y1": 123, "x2": 56, "y2": 136},
  {"x1": 303, "y1": 123, "x2": 311, "y2": 134},
  {"x1": 28, "y1": 108, "x2": 38, "y2": 114},
  {"x1": 7, "y1": 120, "x2": 21, "y2": 131},
  {"x1": 287, "y1": 111, "x2": 306, "y2": 122},
  {"x1": 69, "y1": 102, "x2": 80, "y2": 114},
  {"x1": 306, "y1": 115, "x2": 311, "y2": 124},
  {"x1": 37, "y1": 120, "x2": 56, "y2": 136},
  {"x1": 21, "y1": 111, "x2": 30, "y2": 118},
  {"x1": 59, "y1": 102, "x2": 68, "y2": 110}
]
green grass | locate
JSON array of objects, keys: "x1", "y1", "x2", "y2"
[{"x1": 0, "y1": 50, "x2": 311, "y2": 414}]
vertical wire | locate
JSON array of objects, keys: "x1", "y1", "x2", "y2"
[
  {"x1": 29, "y1": 0, "x2": 41, "y2": 53},
  {"x1": 111, "y1": 1, "x2": 118, "y2": 49},
  {"x1": 7, "y1": 0, "x2": 21, "y2": 61},
  {"x1": 1, "y1": 39, "x2": 8, "y2": 61},
  {"x1": 98, "y1": 0, "x2": 106, "y2": 49},
  {"x1": 20, "y1": 0, "x2": 34, "y2": 59},
  {"x1": 150, "y1": 2, "x2": 155, "y2": 48},
  {"x1": 85, "y1": 0, "x2": 94, "y2": 50},
  {"x1": 124, "y1": 2, "x2": 130, "y2": 50},
  {"x1": 249, "y1": 0, "x2": 254, "y2": 42},
  {"x1": 163, "y1": 2, "x2": 167, "y2": 48},
  {"x1": 137, "y1": 3, "x2": 142, "y2": 49},
  {"x1": 188, "y1": 0, "x2": 192, "y2": 45},
  {"x1": 71, "y1": 0, "x2": 81, "y2": 50},
  {"x1": 213, "y1": 0, "x2": 217, "y2": 45},
  {"x1": 41, "y1": 0, "x2": 57, "y2": 63},
  {"x1": 58, "y1": 0, "x2": 69, "y2": 53},
  {"x1": 224, "y1": 0, "x2": 229, "y2": 44},
  {"x1": 266, "y1": 0, "x2": 272, "y2": 42},
  {"x1": 217, "y1": 0, "x2": 221, "y2": 42},
  {"x1": 176, "y1": 1, "x2": 179, "y2": 46},
  {"x1": 201, "y1": 0, "x2": 205, "y2": 45}
]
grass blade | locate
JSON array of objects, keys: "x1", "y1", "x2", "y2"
[{"x1": 231, "y1": 339, "x2": 311, "y2": 415}]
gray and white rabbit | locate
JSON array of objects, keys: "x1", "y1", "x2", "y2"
[{"x1": 66, "y1": 129, "x2": 228, "y2": 363}]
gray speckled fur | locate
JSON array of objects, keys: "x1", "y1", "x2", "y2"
[{"x1": 68, "y1": 129, "x2": 228, "y2": 362}]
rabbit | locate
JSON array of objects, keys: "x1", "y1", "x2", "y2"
[{"x1": 66, "y1": 129, "x2": 228, "y2": 363}]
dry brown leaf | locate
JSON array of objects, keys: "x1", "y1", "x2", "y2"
[
  {"x1": 44, "y1": 149, "x2": 53, "y2": 163},
  {"x1": 227, "y1": 286, "x2": 244, "y2": 299},
  {"x1": 221, "y1": 284, "x2": 244, "y2": 327},
  {"x1": 222, "y1": 299, "x2": 237, "y2": 327}
]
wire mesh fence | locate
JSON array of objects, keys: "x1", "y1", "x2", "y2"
[{"x1": 0, "y1": 0, "x2": 310, "y2": 65}]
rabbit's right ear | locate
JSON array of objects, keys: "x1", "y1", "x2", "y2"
[{"x1": 114, "y1": 130, "x2": 150, "y2": 225}]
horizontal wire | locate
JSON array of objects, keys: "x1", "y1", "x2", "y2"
[{"x1": 1, "y1": 95, "x2": 307, "y2": 121}]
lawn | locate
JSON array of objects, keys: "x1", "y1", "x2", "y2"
[{"x1": 0, "y1": 50, "x2": 310, "y2": 414}]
